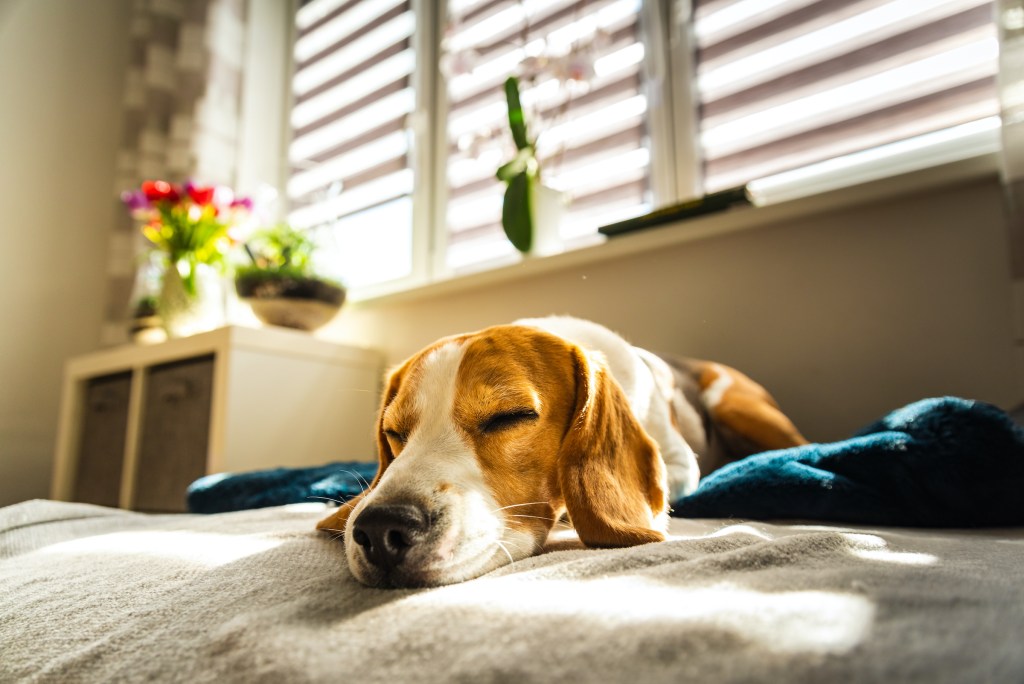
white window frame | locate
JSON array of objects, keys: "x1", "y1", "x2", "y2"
[{"x1": 274, "y1": 0, "x2": 1003, "y2": 303}]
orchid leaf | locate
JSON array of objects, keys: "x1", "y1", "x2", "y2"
[
  {"x1": 496, "y1": 148, "x2": 533, "y2": 182},
  {"x1": 504, "y1": 76, "x2": 530, "y2": 151},
  {"x1": 502, "y1": 171, "x2": 533, "y2": 253},
  {"x1": 496, "y1": 159, "x2": 523, "y2": 182}
]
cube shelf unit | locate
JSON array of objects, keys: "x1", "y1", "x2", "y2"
[{"x1": 52, "y1": 325, "x2": 383, "y2": 512}]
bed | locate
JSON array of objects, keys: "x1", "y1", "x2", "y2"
[
  {"x1": 2, "y1": 499, "x2": 1023, "y2": 683},
  {"x1": 3, "y1": 396, "x2": 1023, "y2": 682}
]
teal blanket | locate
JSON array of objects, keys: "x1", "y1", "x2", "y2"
[
  {"x1": 187, "y1": 397, "x2": 1024, "y2": 527},
  {"x1": 672, "y1": 397, "x2": 1024, "y2": 526}
]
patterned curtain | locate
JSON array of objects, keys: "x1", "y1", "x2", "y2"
[{"x1": 102, "y1": 0, "x2": 248, "y2": 344}]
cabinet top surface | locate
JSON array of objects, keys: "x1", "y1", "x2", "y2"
[{"x1": 66, "y1": 326, "x2": 382, "y2": 376}]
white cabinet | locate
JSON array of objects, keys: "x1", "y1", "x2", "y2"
[{"x1": 52, "y1": 326, "x2": 383, "y2": 512}]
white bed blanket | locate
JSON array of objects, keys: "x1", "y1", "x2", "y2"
[{"x1": 2, "y1": 499, "x2": 1023, "y2": 683}]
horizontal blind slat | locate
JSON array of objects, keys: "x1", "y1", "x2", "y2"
[
  {"x1": 698, "y1": 0, "x2": 990, "y2": 102},
  {"x1": 702, "y1": 30, "x2": 997, "y2": 158},
  {"x1": 296, "y1": 0, "x2": 406, "y2": 63},
  {"x1": 292, "y1": 47, "x2": 415, "y2": 129},
  {"x1": 289, "y1": 169, "x2": 414, "y2": 229},
  {"x1": 448, "y1": 23, "x2": 641, "y2": 115},
  {"x1": 288, "y1": 0, "x2": 415, "y2": 234},
  {"x1": 705, "y1": 77, "x2": 997, "y2": 190},
  {"x1": 696, "y1": 0, "x2": 999, "y2": 190},
  {"x1": 291, "y1": 88, "x2": 414, "y2": 163},
  {"x1": 297, "y1": 0, "x2": 357, "y2": 32},
  {"x1": 288, "y1": 130, "x2": 409, "y2": 199},
  {"x1": 695, "y1": 0, "x2": 826, "y2": 47},
  {"x1": 701, "y1": 4, "x2": 994, "y2": 118},
  {"x1": 447, "y1": 0, "x2": 590, "y2": 54},
  {"x1": 294, "y1": 11, "x2": 415, "y2": 96}
]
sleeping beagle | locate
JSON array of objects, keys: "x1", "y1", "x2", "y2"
[{"x1": 318, "y1": 316, "x2": 806, "y2": 588}]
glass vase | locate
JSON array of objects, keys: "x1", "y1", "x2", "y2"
[{"x1": 158, "y1": 259, "x2": 225, "y2": 339}]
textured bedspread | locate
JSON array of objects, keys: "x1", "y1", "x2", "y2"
[{"x1": 2, "y1": 500, "x2": 1023, "y2": 683}]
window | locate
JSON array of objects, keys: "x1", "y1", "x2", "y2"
[{"x1": 285, "y1": 0, "x2": 1000, "y2": 296}]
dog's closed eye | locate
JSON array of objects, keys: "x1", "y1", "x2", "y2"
[
  {"x1": 384, "y1": 429, "x2": 408, "y2": 445},
  {"x1": 480, "y1": 409, "x2": 539, "y2": 434}
]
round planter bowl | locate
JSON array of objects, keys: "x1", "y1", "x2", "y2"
[
  {"x1": 235, "y1": 275, "x2": 346, "y2": 332},
  {"x1": 245, "y1": 297, "x2": 342, "y2": 331}
]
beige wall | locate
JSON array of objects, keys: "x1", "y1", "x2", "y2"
[
  {"x1": 0, "y1": 0, "x2": 130, "y2": 506},
  {"x1": 327, "y1": 175, "x2": 1020, "y2": 443}
]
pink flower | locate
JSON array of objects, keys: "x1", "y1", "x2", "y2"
[{"x1": 230, "y1": 196, "x2": 254, "y2": 211}]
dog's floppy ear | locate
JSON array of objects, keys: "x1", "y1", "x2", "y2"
[
  {"x1": 316, "y1": 363, "x2": 406, "y2": 533},
  {"x1": 557, "y1": 347, "x2": 667, "y2": 547}
]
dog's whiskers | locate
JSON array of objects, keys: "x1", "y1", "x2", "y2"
[
  {"x1": 507, "y1": 513, "x2": 558, "y2": 522},
  {"x1": 494, "y1": 540, "x2": 515, "y2": 566},
  {"x1": 306, "y1": 495, "x2": 344, "y2": 505},
  {"x1": 491, "y1": 501, "x2": 548, "y2": 513},
  {"x1": 306, "y1": 495, "x2": 360, "y2": 511},
  {"x1": 339, "y1": 469, "x2": 372, "y2": 493},
  {"x1": 498, "y1": 535, "x2": 529, "y2": 552}
]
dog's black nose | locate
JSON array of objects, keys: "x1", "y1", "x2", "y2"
[{"x1": 351, "y1": 504, "x2": 429, "y2": 570}]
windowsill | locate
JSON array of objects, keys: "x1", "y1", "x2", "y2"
[{"x1": 348, "y1": 150, "x2": 1001, "y2": 307}]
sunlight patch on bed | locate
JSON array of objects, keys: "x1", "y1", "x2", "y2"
[
  {"x1": 842, "y1": 533, "x2": 938, "y2": 566},
  {"x1": 700, "y1": 523, "x2": 774, "y2": 541},
  {"x1": 418, "y1": 577, "x2": 874, "y2": 654},
  {"x1": 849, "y1": 548, "x2": 937, "y2": 565},
  {"x1": 282, "y1": 502, "x2": 330, "y2": 512},
  {"x1": 37, "y1": 531, "x2": 282, "y2": 567}
]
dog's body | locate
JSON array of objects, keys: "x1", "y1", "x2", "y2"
[{"x1": 318, "y1": 317, "x2": 806, "y2": 587}]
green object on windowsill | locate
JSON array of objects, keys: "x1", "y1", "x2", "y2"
[{"x1": 597, "y1": 186, "x2": 753, "y2": 237}]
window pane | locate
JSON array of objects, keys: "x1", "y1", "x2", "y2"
[
  {"x1": 695, "y1": 0, "x2": 999, "y2": 191},
  {"x1": 328, "y1": 198, "x2": 414, "y2": 289},
  {"x1": 443, "y1": 0, "x2": 653, "y2": 271},
  {"x1": 287, "y1": 0, "x2": 416, "y2": 286}
]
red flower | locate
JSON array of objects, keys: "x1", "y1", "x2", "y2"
[
  {"x1": 141, "y1": 180, "x2": 180, "y2": 203},
  {"x1": 186, "y1": 184, "x2": 216, "y2": 205}
]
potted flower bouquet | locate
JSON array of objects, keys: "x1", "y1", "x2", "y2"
[
  {"x1": 234, "y1": 223, "x2": 345, "y2": 332},
  {"x1": 122, "y1": 180, "x2": 251, "y2": 338}
]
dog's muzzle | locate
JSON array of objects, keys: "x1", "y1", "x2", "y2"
[{"x1": 351, "y1": 503, "x2": 430, "y2": 572}]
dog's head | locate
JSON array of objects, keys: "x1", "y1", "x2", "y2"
[{"x1": 317, "y1": 324, "x2": 668, "y2": 587}]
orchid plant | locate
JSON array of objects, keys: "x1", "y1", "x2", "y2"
[
  {"x1": 497, "y1": 76, "x2": 539, "y2": 252},
  {"x1": 122, "y1": 180, "x2": 252, "y2": 296}
]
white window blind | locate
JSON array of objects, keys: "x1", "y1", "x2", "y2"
[
  {"x1": 695, "y1": 0, "x2": 1000, "y2": 192},
  {"x1": 443, "y1": 0, "x2": 654, "y2": 270},
  {"x1": 282, "y1": 0, "x2": 1002, "y2": 295},
  {"x1": 287, "y1": 0, "x2": 417, "y2": 288}
]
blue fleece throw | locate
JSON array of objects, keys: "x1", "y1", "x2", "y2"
[
  {"x1": 187, "y1": 397, "x2": 1024, "y2": 527},
  {"x1": 187, "y1": 462, "x2": 379, "y2": 515}
]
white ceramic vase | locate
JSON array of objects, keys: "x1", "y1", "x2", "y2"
[
  {"x1": 528, "y1": 182, "x2": 567, "y2": 257},
  {"x1": 159, "y1": 260, "x2": 225, "y2": 339}
]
